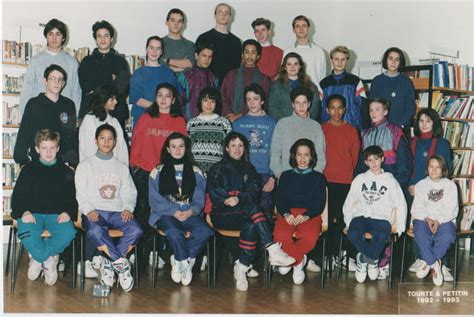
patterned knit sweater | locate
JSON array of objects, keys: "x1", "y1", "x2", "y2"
[{"x1": 187, "y1": 114, "x2": 232, "y2": 174}]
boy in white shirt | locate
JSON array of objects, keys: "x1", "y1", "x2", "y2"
[
  {"x1": 343, "y1": 145, "x2": 406, "y2": 283},
  {"x1": 75, "y1": 124, "x2": 142, "y2": 292}
]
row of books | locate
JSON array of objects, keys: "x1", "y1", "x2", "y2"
[
  {"x1": 2, "y1": 40, "x2": 45, "y2": 64},
  {"x1": 433, "y1": 61, "x2": 473, "y2": 92},
  {"x1": 2, "y1": 163, "x2": 20, "y2": 187},
  {"x1": 432, "y1": 91, "x2": 474, "y2": 120},
  {"x1": 3, "y1": 101, "x2": 20, "y2": 125},
  {"x1": 3, "y1": 196, "x2": 11, "y2": 217},
  {"x1": 2, "y1": 74, "x2": 24, "y2": 94},
  {"x1": 3, "y1": 132, "x2": 17, "y2": 157},
  {"x1": 125, "y1": 55, "x2": 145, "y2": 73},
  {"x1": 460, "y1": 206, "x2": 473, "y2": 231},
  {"x1": 442, "y1": 121, "x2": 473, "y2": 148},
  {"x1": 454, "y1": 178, "x2": 473, "y2": 206},
  {"x1": 452, "y1": 150, "x2": 474, "y2": 177}
]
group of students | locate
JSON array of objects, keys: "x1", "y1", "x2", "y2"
[{"x1": 10, "y1": 3, "x2": 460, "y2": 294}]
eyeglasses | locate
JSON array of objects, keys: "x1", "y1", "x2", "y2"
[{"x1": 47, "y1": 76, "x2": 65, "y2": 83}]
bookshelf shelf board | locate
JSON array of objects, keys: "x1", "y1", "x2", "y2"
[
  {"x1": 452, "y1": 147, "x2": 474, "y2": 151},
  {"x1": 461, "y1": 202, "x2": 474, "y2": 207},
  {"x1": 441, "y1": 117, "x2": 474, "y2": 123},
  {"x1": 3, "y1": 215, "x2": 14, "y2": 225},
  {"x1": 2, "y1": 124, "x2": 20, "y2": 128},
  {"x1": 3, "y1": 155, "x2": 13, "y2": 160},
  {"x1": 3, "y1": 186, "x2": 14, "y2": 190},
  {"x1": 2, "y1": 93, "x2": 20, "y2": 97},
  {"x1": 2, "y1": 61, "x2": 27, "y2": 67},
  {"x1": 452, "y1": 176, "x2": 474, "y2": 179}
]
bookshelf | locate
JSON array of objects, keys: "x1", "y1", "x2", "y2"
[{"x1": 405, "y1": 64, "x2": 474, "y2": 221}]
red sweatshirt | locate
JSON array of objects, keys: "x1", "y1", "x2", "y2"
[
  {"x1": 130, "y1": 113, "x2": 187, "y2": 172},
  {"x1": 322, "y1": 121, "x2": 360, "y2": 184},
  {"x1": 257, "y1": 45, "x2": 283, "y2": 80}
]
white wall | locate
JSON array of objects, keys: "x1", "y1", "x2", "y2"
[{"x1": 2, "y1": 0, "x2": 473, "y2": 73}]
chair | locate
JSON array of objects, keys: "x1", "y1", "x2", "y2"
[
  {"x1": 7, "y1": 218, "x2": 77, "y2": 292},
  {"x1": 75, "y1": 216, "x2": 139, "y2": 292},
  {"x1": 150, "y1": 228, "x2": 213, "y2": 288},
  {"x1": 205, "y1": 214, "x2": 270, "y2": 288},
  {"x1": 336, "y1": 208, "x2": 399, "y2": 289},
  {"x1": 400, "y1": 224, "x2": 474, "y2": 290}
]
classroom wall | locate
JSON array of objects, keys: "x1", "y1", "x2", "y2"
[{"x1": 2, "y1": 0, "x2": 473, "y2": 75}]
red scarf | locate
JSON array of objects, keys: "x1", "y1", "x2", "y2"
[{"x1": 410, "y1": 131, "x2": 438, "y2": 159}]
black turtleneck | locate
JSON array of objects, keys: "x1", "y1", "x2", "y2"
[{"x1": 11, "y1": 158, "x2": 78, "y2": 220}]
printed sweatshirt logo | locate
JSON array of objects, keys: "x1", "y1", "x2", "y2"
[
  {"x1": 427, "y1": 188, "x2": 444, "y2": 202},
  {"x1": 361, "y1": 181, "x2": 387, "y2": 205}
]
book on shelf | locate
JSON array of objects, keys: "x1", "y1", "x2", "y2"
[
  {"x1": 2, "y1": 40, "x2": 45, "y2": 64},
  {"x1": 442, "y1": 121, "x2": 473, "y2": 148},
  {"x1": 2, "y1": 162, "x2": 19, "y2": 187},
  {"x1": 452, "y1": 151, "x2": 473, "y2": 177},
  {"x1": 433, "y1": 92, "x2": 474, "y2": 120},
  {"x1": 453, "y1": 178, "x2": 473, "y2": 206},
  {"x1": 2, "y1": 101, "x2": 20, "y2": 125},
  {"x1": 3, "y1": 196, "x2": 11, "y2": 217},
  {"x1": 460, "y1": 206, "x2": 473, "y2": 231},
  {"x1": 2, "y1": 74, "x2": 24, "y2": 94},
  {"x1": 433, "y1": 61, "x2": 473, "y2": 91},
  {"x1": 74, "y1": 47, "x2": 90, "y2": 63},
  {"x1": 2, "y1": 132, "x2": 17, "y2": 157},
  {"x1": 125, "y1": 55, "x2": 145, "y2": 73}
]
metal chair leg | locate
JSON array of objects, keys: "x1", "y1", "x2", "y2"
[
  {"x1": 388, "y1": 238, "x2": 394, "y2": 290},
  {"x1": 80, "y1": 232, "x2": 85, "y2": 292},
  {"x1": 151, "y1": 233, "x2": 157, "y2": 289},
  {"x1": 134, "y1": 246, "x2": 139, "y2": 288},
  {"x1": 5, "y1": 226, "x2": 13, "y2": 276},
  {"x1": 10, "y1": 228, "x2": 17, "y2": 293},
  {"x1": 453, "y1": 238, "x2": 458, "y2": 290},
  {"x1": 72, "y1": 237, "x2": 77, "y2": 289},
  {"x1": 400, "y1": 234, "x2": 407, "y2": 284},
  {"x1": 336, "y1": 233, "x2": 343, "y2": 283},
  {"x1": 320, "y1": 235, "x2": 326, "y2": 289}
]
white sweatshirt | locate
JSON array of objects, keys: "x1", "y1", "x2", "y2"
[
  {"x1": 75, "y1": 154, "x2": 137, "y2": 215},
  {"x1": 411, "y1": 177, "x2": 458, "y2": 224},
  {"x1": 79, "y1": 114, "x2": 129, "y2": 165},
  {"x1": 343, "y1": 169, "x2": 407, "y2": 236}
]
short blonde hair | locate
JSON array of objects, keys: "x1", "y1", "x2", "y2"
[
  {"x1": 35, "y1": 129, "x2": 60, "y2": 147},
  {"x1": 330, "y1": 45, "x2": 350, "y2": 60}
]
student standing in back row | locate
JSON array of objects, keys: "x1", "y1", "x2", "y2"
[
  {"x1": 251, "y1": 17, "x2": 283, "y2": 80},
  {"x1": 20, "y1": 18, "x2": 81, "y2": 116},
  {"x1": 195, "y1": 3, "x2": 241, "y2": 83},
  {"x1": 78, "y1": 20, "x2": 131, "y2": 129},
  {"x1": 160, "y1": 8, "x2": 195, "y2": 74}
]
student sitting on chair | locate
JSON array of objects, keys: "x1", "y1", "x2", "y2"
[
  {"x1": 411, "y1": 155, "x2": 458, "y2": 286},
  {"x1": 148, "y1": 132, "x2": 213, "y2": 286},
  {"x1": 11, "y1": 129, "x2": 77, "y2": 286},
  {"x1": 75, "y1": 124, "x2": 143, "y2": 292},
  {"x1": 343, "y1": 145, "x2": 407, "y2": 283}
]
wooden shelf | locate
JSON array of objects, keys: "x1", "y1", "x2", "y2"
[
  {"x1": 3, "y1": 155, "x2": 13, "y2": 160},
  {"x1": 441, "y1": 117, "x2": 474, "y2": 123},
  {"x1": 2, "y1": 61, "x2": 27, "y2": 67},
  {"x1": 3, "y1": 186, "x2": 14, "y2": 190},
  {"x1": 452, "y1": 175, "x2": 473, "y2": 179},
  {"x1": 3, "y1": 124, "x2": 20, "y2": 128},
  {"x1": 452, "y1": 147, "x2": 474, "y2": 151},
  {"x1": 411, "y1": 78, "x2": 474, "y2": 94},
  {"x1": 461, "y1": 202, "x2": 474, "y2": 207},
  {"x1": 2, "y1": 93, "x2": 20, "y2": 97},
  {"x1": 3, "y1": 215, "x2": 14, "y2": 225}
]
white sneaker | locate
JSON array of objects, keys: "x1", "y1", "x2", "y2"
[
  {"x1": 409, "y1": 258, "x2": 423, "y2": 273},
  {"x1": 348, "y1": 257, "x2": 357, "y2": 272},
  {"x1": 200, "y1": 255, "x2": 208, "y2": 272},
  {"x1": 306, "y1": 259, "x2": 321, "y2": 272},
  {"x1": 432, "y1": 260, "x2": 443, "y2": 286},
  {"x1": 27, "y1": 258, "x2": 43, "y2": 281},
  {"x1": 233, "y1": 260, "x2": 249, "y2": 291},
  {"x1": 170, "y1": 255, "x2": 182, "y2": 284},
  {"x1": 355, "y1": 253, "x2": 368, "y2": 283},
  {"x1": 278, "y1": 266, "x2": 292, "y2": 275},
  {"x1": 149, "y1": 252, "x2": 165, "y2": 269},
  {"x1": 247, "y1": 268, "x2": 259, "y2": 278},
  {"x1": 292, "y1": 255, "x2": 307, "y2": 285},
  {"x1": 377, "y1": 264, "x2": 389, "y2": 280},
  {"x1": 181, "y1": 258, "x2": 195, "y2": 286},
  {"x1": 43, "y1": 255, "x2": 59, "y2": 286},
  {"x1": 100, "y1": 258, "x2": 115, "y2": 287},
  {"x1": 77, "y1": 260, "x2": 99, "y2": 278},
  {"x1": 266, "y1": 243, "x2": 296, "y2": 267},
  {"x1": 442, "y1": 265, "x2": 454, "y2": 282},
  {"x1": 92, "y1": 255, "x2": 103, "y2": 270},
  {"x1": 416, "y1": 260, "x2": 430, "y2": 279},
  {"x1": 58, "y1": 259, "x2": 65, "y2": 272},
  {"x1": 367, "y1": 260, "x2": 379, "y2": 281},
  {"x1": 112, "y1": 258, "x2": 134, "y2": 292}
]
